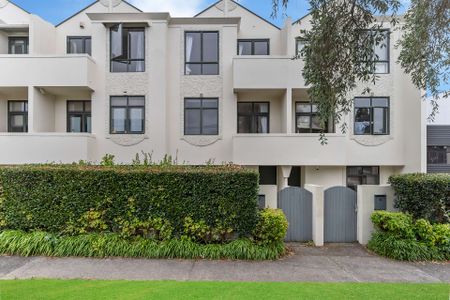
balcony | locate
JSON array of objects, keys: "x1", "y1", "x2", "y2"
[
  {"x1": 0, "y1": 133, "x2": 95, "y2": 164},
  {"x1": 0, "y1": 55, "x2": 96, "y2": 89},
  {"x1": 233, "y1": 134, "x2": 346, "y2": 165},
  {"x1": 232, "y1": 56, "x2": 306, "y2": 90}
]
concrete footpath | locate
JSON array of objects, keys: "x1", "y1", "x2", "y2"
[{"x1": 0, "y1": 244, "x2": 448, "y2": 283}]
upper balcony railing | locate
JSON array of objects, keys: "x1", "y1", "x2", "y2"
[
  {"x1": 0, "y1": 55, "x2": 96, "y2": 89},
  {"x1": 232, "y1": 56, "x2": 306, "y2": 90}
]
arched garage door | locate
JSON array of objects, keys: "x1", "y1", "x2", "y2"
[{"x1": 324, "y1": 186, "x2": 357, "y2": 243}]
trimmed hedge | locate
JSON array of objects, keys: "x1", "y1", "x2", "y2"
[
  {"x1": 0, "y1": 165, "x2": 259, "y2": 238},
  {"x1": 0, "y1": 230, "x2": 285, "y2": 260},
  {"x1": 389, "y1": 173, "x2": 450, "y2": 223},
  {"x1": 368, "y1": 211, "x2": 450, "y2": 261}
]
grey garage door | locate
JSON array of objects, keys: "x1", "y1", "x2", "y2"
[
  {"x1": 324, "y1": 186, "x2": 357, "y2": 243},
  {"x1": 278, "y1": 187, "x2": 313, "y2": 242}
]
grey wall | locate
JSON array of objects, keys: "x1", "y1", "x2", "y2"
[{"x1": 427, "y1": 125, "x2": 450, "y2": 173}]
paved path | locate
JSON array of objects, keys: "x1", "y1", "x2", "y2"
[{"x1": 0, "y1": 244, "x2": 448, "y2": 283}]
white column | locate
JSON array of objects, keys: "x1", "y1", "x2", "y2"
[
  {"x1": 305, "y1": 184, "x2": 324, "y2": 246},
  {"x1": 280, "y1": 165, "x2": 292, "y2": 189}
]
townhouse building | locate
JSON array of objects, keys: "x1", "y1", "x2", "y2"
[{"x1": 0, "y1": 0, "x2": 425, "y2": 211}]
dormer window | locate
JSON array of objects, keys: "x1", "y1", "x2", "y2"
[
  {"x1": 8, "y1": 37, "x2": 28, "y2": 54},
  {"x1": 110, "y1": 25, "x2": 145, "y2": 72},
  {"x1": 67, "y1": 36, "x2": 91, "y2": 55}
]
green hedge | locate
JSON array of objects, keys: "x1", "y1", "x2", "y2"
[
  {"x1": 0, "y1": 230, "x2": 285, "y2": 260},
  {"x1": 368, "y1": 211, "x2": 450, "y2": 261},
  {"x1": 389, "y1": 173, "x2": 450, "y2": 223},
  {"x1": 0, "y1": 165, "x2": 259, "y2": 238}
]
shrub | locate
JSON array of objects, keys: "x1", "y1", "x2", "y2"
[
  {"x1": 253, "y1": 209, "x2": 288, "y2": 245},
  {"x1": 371, "y1": 211, "x2": 415, "y2": 239},
  {"x1": 0, "y1": 230, "x2": 285, "y2": 260},
  {"x1": 0, "y1": 165, "x2": 259, "y2": 238},
  {"x1": 389, "y1": 173, "x2": 450, "y2": 223}
]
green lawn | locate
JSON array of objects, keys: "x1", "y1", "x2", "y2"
[{"x1": 0, "y1": 280, "x2": 448, "y2": 300}]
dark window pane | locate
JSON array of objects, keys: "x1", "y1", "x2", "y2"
[
  {"x1": 111, "y1": 97, "x2": 127, "y2": 106},
  {"x1": 85, "y1": 38, "x2": 92, "y2": 55},
  {"x1": 259, "y1": 166, "x2": 277, "y2": 185},
  {"x1": 202, "y1": 99, "x2": 218, "y2": 108},
  {"x1": 296, "y1": 103, "x2": 311, "y2": 113},
  {"x1": 238, "y1": 116, "x2": 251, "y2": 133},
  {"x1": 185, "y1": 99, "x2": 201, "y2": 108},
  {"x1": 354, "y1": 98, "x2": 371, "y2": 107},
  {"x1": 202, "y1": 109, "x2": 218, "y2": 135},
  {"x1": 297, "y1": 116, "x2": 310, "y2": 131},
  {"x1": 347, "y1": 166, "x2": 380, "y2": 191},
  {"x1": 186, "y1": 32, "x2": 201, "y2": 62},
  {"x1": 203, "y1": 32, "x2": 218, "y2": 61},
  {"x1": 68, "y1": 38, "x2": 83, "y2": 54},
  {"x1": 9, "y1": 37, "x2": 28, "y2": 54},
  {"x1": 11, "y1": 115, "x2": 25, "y2": 127},
  {"x1": 86, "y1": 116, "x2": 92, "y2": 133},
  {"x1": 69, "y1": 115, "x2": 82, "y2": 132},
  {"x1": 68, "y1": 101, "x2": 84, "y2": 112},
  {"x1": 375, "y1": 62, "x2": 389, "y2": 74},
  {"x1": 254, "y1": 103, "x2": 269, "y2": 113},
  {"x1": 129, "y1": 97, "x2": 145, "y2": 106},
  {"x1": 202, "y1": 63, "x2": 219, "y2": 75},
  {"x1": 9, "y1": 102, "x2": 27, "y2": 112},
  {"x1": 111, "y1": 24, "x2": 123, "y2": 59},
  {"x1": 311, "y1": 115, "x2": 322, "y2": 131},
  {"x1": 85, "y1": 102, "x2": 91, "y2": 112},
  {"x1": 111, "y1": 60, "x2": 128, "y2": 72},
  {"x1": 354, "y1": 108, "x2": 371, "y2": 135},
  {"x1": 185, "y1": 63, "x2": 201, "y2": 75},
  {"x1": 238, "y1": 41, "x2": 252, "y2": 55},
  {"x1": 238, "y1": 103, "x2": 252, "y2": 114},
  {"x1": 256, "y1": 116, "x2": 269, "y2": 133},
  {"x1": 373, "y1": 107, "x2": 388, "y2": 134},
  {"x1": 372, "y1": 98, "x2": 389, "y2": 107},
  {"x1": 129, "y1": 31, "x2": 145, "y2": 59},
  {"x1": 185, "y1": 109, "x2": 201, "y2": 135},
  {"x1": 254, "y1": 41, "x2": 269, "y2": 55}
]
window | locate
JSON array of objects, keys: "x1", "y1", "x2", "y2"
[
  {"x1": 8, "y1": 101, "x2": 28, "y2": 132},
  {"x1": 347, "y1": 166, "x2": 380, "y2": 191},
  {"x1": 295, "y1": 38, "x2": 307, "y2": 57},
  {"x1": 360, "y1": 30, "x2": 390, "y2": 74},
  {"x1": 237, "y1": 39, "x2": 269, "y2": 55},
  {"x1": 110, "y1": 25, "x2": 145, "y2": 72},
  {"x1": 259, "y1": 166, "x2": 277, "y2": 185},
  {"x1": 8, "y1": 37, "x2": 28, "y2": 54},
  {"x1": 428, "y1": 146, "x2": 450, "y2": 165},
  {"x1": 295, "y1": 102, "x2": 328, "y2": 133},
  {"x1": 237, "y1": 102, "x2": 269, "y2": 133},
  {"x1": 67, "y1": 101, "x2": 91, "y2": 133},
  {"x1": 184, "y1": 98, "x2": 218, "y2": 135},
  {"x1": 67, "y1": 36, "x2": 91, "y2": 55},
  {"x1": 110, "y1": 96, "x2": 145, "y2": 134},
  {"x1": 354, "y1": 97, "x2": 389, "y2": 135},
  {"x1": 185, "y1": 31, "x2": 219, "y2": 75}
]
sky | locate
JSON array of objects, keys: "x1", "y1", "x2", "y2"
[{"x1": 9, "y1": 0, "x2": 310, "y2": 26}]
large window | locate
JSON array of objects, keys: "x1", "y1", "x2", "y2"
[
  {"x1": 110, "y1": 96, "x2": 145, "y2": 134},
  {"x1": 428, "y1": 146, "x2": 450, "y2": 165},
  {"x1": 184, "y1": 98, "x2": 218, "y2": 135},
  {"x1": 347, "y1": 166, "x2": 380, "y2": 191},
  {"x1": 8, "y1": 37, "x2": 28, "y2": 54},
  {"x1": 237, "y1": 39, "x2": 269, "y2": 55},
  {"x1": 67, "y1": 36, "x2": 91, "y2": 55},
  {"x1": 185, "y1": 32, "x2": 219, "y2": 75},
  {"x1": 237, "y1": 102, "x2": 269, "y2": 133},
  {"x1": 67, "y1": 101, "x2": 91, "y2": 133},
  {"x1": 110, "y1": 25, "x2": 145, "y2": 72},
  {"x1": 360, "y1": 30, "x2": 390, "y2": 74},
  {"x1": 295, "y1": 102, "x2": 328, "y2": 133},
  {"x1": 8, "y1": 101, "x2": 28, "y2": 132},
  {"x1": 354, "y1": 97, "x2": 389, "y2": 135}
]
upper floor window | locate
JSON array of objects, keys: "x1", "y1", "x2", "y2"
[
  {"x1": 8, "y1": 37, "x2": 28, "y2": 54},
  {"x1": 360, "y1": 30, "x2": 390, "y2": 74},
  {"x1": 67, "y1": 101, "x2": 91, "y2": 133},
  {"x1": 8, "y1": 101, "x2": 28, "y2": 132},
  {"x1": 67, "y1": 36, "x2": 91, "y2": 55},
  {"x1": 185, "y1": 32, "x2": 219, "y2": 75},
  {"x1": 428, "y1": 146, "x2": 450, "y2": 165},
  {"x1": 354, "y1": 97, "x2": 389, "y2": 135},
  {"x1": 238, "y1": 102, "x2": 269, "y2": 133},
  {"x1": 295, "y1": 38, "x2": 307, "y2": 57},
  {"x1": 184, "y1": 98, "x2": 218, "y2": 135},
  {"x1": 295, "y1": 102, "x2": 328, "y2": 133},
  {"x1": 347, "y1": 166, "x2": 380, "y2": 191},
  {"x1": 238, "y1": 39, "x2": 269, "y2": 55},
  {"x1": 110, "y1": 96, "x2": 145, "y2": 134},
  {"x1": 110, "y1": 25, "x2": 145, "y2": 72}
]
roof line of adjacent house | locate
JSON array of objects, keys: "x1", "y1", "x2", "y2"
[
  {"x1": 194, "y1": 0, "x2": 281, "y2": 30},
  {"x1": 292, "y1": 13, "x2": 310, "y2": 25},
  {"x1": 8, "y1": 0, "x2": 31, "y2": 14},
  {"x1": 55, "y1": 0, "x2": 143, "y2": 27}
]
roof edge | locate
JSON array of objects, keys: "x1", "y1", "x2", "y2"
[{"x1": 8, "y1": 0, "x2": 31, "y2": 14}]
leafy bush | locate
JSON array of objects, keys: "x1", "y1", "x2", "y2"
[
  {"x1": 369, "y1": 211, "x2": 450, "y2": 261},
  {"x1": 0, "y1": 165, "x2": 259, "y2": 239},
  {"x1": 389, "y1": 173, "x2": 450, "y2": 223},
  {"x1": 253, "y1": 209, "x2": 288, "y2": 245},
  {"x1": 0, "y1": 230, "x2": 285, "y2": 260},
  {"x1": 371, "y1": 211, "x2": 414, "y2": 239}
]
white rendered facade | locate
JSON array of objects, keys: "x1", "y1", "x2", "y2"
[{"x1": 0, "y1": 0, "x2": 425, "y2": 205}]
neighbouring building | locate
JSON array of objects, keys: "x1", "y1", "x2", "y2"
[
  {"x1": 427, "y1": 96, "x2": 450, "y2": 173},
  {"x1": 0, "y1": 0, "x2": 425, "y2": 211}
]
